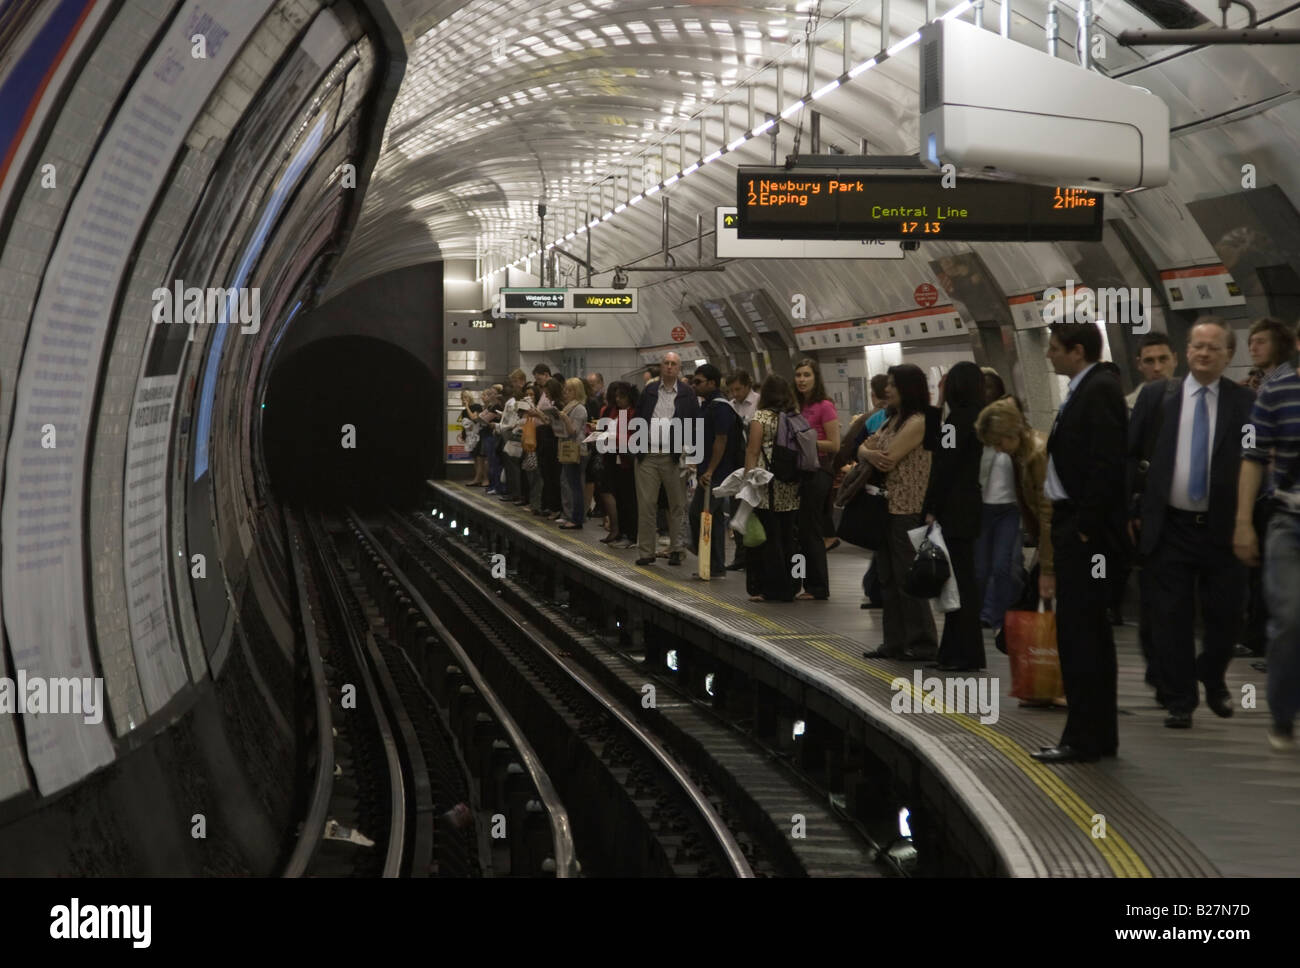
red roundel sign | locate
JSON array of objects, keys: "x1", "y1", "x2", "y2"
[
  {"x1": 671, "y1": 326, "x2": 687, "y2": 342},
  {"x1": 914, "y1": 283, "x2": 939, "y2": 308}
]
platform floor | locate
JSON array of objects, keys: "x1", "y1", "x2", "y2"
[{"x1": 437, "y1": 481, "x2": 1300, "y2": 877}]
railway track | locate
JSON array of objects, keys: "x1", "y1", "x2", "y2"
[{"x1": 282, "y1": 502, "x2": 886, "y2": 876}]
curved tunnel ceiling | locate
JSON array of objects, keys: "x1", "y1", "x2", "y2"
[{"x1": 330, "y1": 0, "x2": 1300, "y2": 314}]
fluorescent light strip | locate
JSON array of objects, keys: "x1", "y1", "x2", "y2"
[
  {"x1": 780, "y1": 99, "x2": 805, "y2": 119},
  {"x1": 614, "y1": 203, "x2": 627, "y2": 213},
  {"x1": 941, "y1": 0, "x2": 974, "y2": 18},
  {"x1": 750, "y1": 119, "x2": 775, "y2": 136},
  {"x1": 703, "y1": 150, "x2": 722, "y2": 163},
  {"x1": 726, "y1": 135, "x2": 747, "y2": 151},
  {"x1": 663, "y1": 174, "x2": 679, "y2": 187},
  {"x1": 811, "y1": 78, "x2": 840, "y2": 100},
  {"x1": 682, "y1": 163, "x2": 700, "y2": 176},
  {"x1": 628, "y1": 193, "x2": 644, "y2": 205},
  {"x1": 848, "y1": 56, "x2": 877, "y2": 78},
  {"x1": 887, "y1": 30, "x2": 921, "y2": 56},
  {"x1": 646, "y1": 184, "x2": 661, "y2": 195}
]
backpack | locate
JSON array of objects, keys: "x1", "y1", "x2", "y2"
[
  {"x1": 771, "y1": 411, "x2": 819, "y2": 483},
  {"x1": 712, "y1": 398, "x2": 747, "y2": 475}
]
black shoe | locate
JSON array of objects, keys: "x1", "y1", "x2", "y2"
[
  {"x1": 1206, "y1": 691, "x2": 1234, "y2": 719},
  {"x1": 635, "y1": 556, "x2": 656, "y2": 566},
  {"x1": 1164, "y1": 711, "x2": 1193, "y2": 729},
  {"x1": 1031, "y1": 746, "x2": 1099, "y2": 764},
  {"x1": 726, "y1": 561, "x2": 744, "y2": 571},
  {"x1": 667, "y1": 551, "x2": 684, "y2": 566},
  {"x1": 862, "y1": 647, "x2": 901, "y2": 659}
]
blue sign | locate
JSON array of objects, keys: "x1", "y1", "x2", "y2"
[{"x1": 447, "y1": 381, "x2": 463, "y2": 389}]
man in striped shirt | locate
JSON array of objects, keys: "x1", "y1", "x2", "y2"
[{"x1": 1235, "y1": 341, "x2": 1300, "y2": 752}]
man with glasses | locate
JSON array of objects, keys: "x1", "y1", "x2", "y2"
[
  {"x1": 633, "y1": 352, "x2": 699, "y2": 567},
  {"x1": 1129, "y1": 318, "x2": 1256, "y2": 728}
]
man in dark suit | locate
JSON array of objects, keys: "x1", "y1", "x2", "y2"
[
  {"x1": 1033, "y1": 323, "x2": 1127, "y2": 764},
  {"x1": 1127, "y1": 318, "x2": 1254, "y2": 727}
]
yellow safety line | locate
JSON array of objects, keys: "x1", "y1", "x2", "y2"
[
  {"x1": 800, "y1": 637, "x2": 1151, "y2": 878},
  {"x1": 442, "y1": 485, "x2": 1153, "y2": 877}
]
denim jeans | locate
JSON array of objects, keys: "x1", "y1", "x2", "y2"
[
  {"x1": 975, "y1": 502, "x2": 1022, "y2": 627},
  {"x1": 561, "y1": 461, "x2": 586, "y2": 525},
  {"x1": 1265, "y1": 510, "x2": 1300, "y2": 729}
]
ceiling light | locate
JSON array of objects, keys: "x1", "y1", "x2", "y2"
[
  {"x1": 780, "y1": 99, "x2": 805, "y2": 119},
  {"x1": 703, "y1": 150, "x2": 722, "y2": 164},
  {"x1": 726, "y1": 136, "x2": 747, "y2": 151},
  {"x1": 887, "y1": 31, "x2": 921, "y2": 56},
  {"x1": 811, "y1": 79, "x2": 841, "y2": 100}
]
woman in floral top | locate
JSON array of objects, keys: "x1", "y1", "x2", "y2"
[
  {"x1": 859, "y1": 364, "x2": 938, "y2": 660},
  {"x1": 744, "y1": 374, "x2": 801, "y2": 602}
]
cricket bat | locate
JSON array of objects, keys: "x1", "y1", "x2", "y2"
[{"x1": 698, "y1": 485, "x2": 712, "y2": 581}]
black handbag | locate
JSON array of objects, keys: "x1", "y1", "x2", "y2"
[
  {"x1": 835, "y1": 461, "x2": 888, "y2": 550},
  {"x1": 903, "y1": 524, "x2": 951, "y2": 598}
]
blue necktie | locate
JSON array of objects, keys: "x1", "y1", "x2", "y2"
[{"x1": 1188, "y1": 386, "x2": 1209, "y2": 503}]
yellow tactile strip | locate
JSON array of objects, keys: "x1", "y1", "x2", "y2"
[{"x1": 429, "y1": 482, "x2": 1220, "y2": 877}]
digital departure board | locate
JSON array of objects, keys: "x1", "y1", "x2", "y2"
[{"x1": 736, "y1": 168, "x2": 1103, "y2": 242}]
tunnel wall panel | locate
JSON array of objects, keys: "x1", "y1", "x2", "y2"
[{"x1": 0, "y1": 0, "x2": 186, "y2": 803}]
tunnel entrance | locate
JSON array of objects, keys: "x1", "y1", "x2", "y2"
[{"x1": 262, "y1": 336, "x2": 438, "y2": 507}]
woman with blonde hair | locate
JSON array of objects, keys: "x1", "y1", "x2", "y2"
[
  {"x1": 974, "y1": 396, "x2": 1054, "y2": 621},
  {"x1": 555, "y1": 376, "x2": 590, "y2": 529},
  {"x1": 976, "y1": 396, "x2": 1065, "y2": 708}
]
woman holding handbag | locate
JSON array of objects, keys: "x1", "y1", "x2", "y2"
[
  {"x1": 922, "y1": 361, "x2": 986, "y2": 671},
  {"x1": 555, "y1": 377, "x2": 589, "y2": 529},
  {"x1": 860, "y1": 365, "x2": 938, "y2": 661},
  {"x1": 975, "y1": 397, "x2": 1065, "y2": 708},
  {"x1": 744, "y1": 374, "x2": 801, "y2": 603}
]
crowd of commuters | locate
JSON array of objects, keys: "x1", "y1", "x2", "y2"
[{"x1": 461, "y1": 313, "x2": 1300, "y2": 756}]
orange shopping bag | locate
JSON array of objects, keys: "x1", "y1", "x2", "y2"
[{"x1": 1003, "y1": 600, "x2": 1063, "y2": 702}]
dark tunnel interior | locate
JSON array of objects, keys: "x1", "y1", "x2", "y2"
[{"x1": 262, "y1": 336, "x2": 438, "y2": 507}]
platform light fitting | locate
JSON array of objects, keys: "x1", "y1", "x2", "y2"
[
  {"x1": 705, "y1": 673, "x2": 715, "y2": 696},
  {"x1": 793, "y1": 719, "x2": 806, "y2": 739},
  {"x1": 666, "y1": 649, "x2": 679, "y2": 671},
  {"x1": 899, "y1": 807, "x2": 912, "y2": 838},
  {"x1": 479, "y1": 0, "x2": 972, "y2": 280}
]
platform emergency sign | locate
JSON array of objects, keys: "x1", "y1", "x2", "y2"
[
  {"x1": 671, "y1": 326, "x2": 687, "y2": 342},
  {"x1": 914, "y1": 284, "x2": 939, "y2": 308},
  {"x1": 715, "y1": 207, "x2": 905, "y2": 260},
  {"x1": 499, "y1": 287, "x2": 638, "y2": 314}
]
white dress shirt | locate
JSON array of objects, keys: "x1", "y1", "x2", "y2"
[
  {"x1": 1044, "y1": 362, "x2": 1098, "y2": 502},
  {"x1": 1168, "y1": 374, "x2": 1219, "y2": 512},
  {"x1": 731, "y1": 388, "x2": 759, "y2": 423},
  {"x1": 653, "y1": 377, "x2": 680, "y2": 421}
]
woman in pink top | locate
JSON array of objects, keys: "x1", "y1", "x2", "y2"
[{"x1": 793, "y1": 359, "x2": 841, "y2": 600}]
